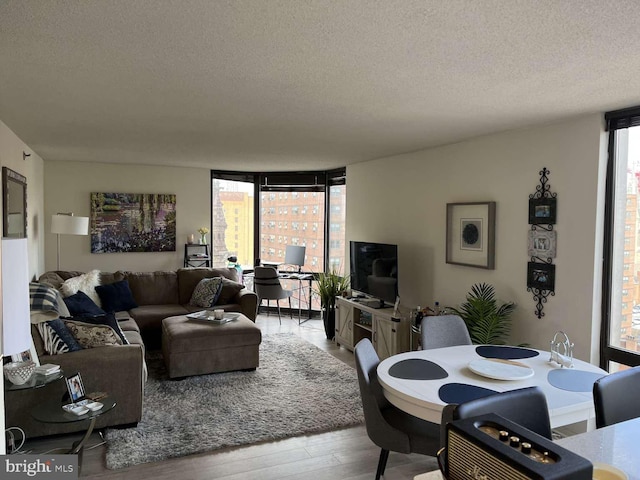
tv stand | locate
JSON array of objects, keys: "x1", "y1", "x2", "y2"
[{"x1": 335, "y1": 297, "x2": 409, "y2": 360}]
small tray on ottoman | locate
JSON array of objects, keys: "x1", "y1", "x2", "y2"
[{"x1": 162, "y1": 313, "x2": 262, "y2": 378}]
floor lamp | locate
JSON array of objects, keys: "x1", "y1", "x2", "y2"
[{"x1": 51, "y1": 213, "x2": 89, "y2": 270}]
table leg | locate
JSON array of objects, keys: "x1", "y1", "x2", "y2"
[{"x1": 68, "y1": 416, "x2": 97, "y2": 455}]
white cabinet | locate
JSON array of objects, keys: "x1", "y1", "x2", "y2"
[{"x1": 335, "y1": 297, "x2": 409, "y2": 359}]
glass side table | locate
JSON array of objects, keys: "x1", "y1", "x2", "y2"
[
  {"x1": 31, "y1": 396, "x2": 117, "y2": 456},
  {"x1": 4, "y1": 371, "x2": 64, "y2": 391}
]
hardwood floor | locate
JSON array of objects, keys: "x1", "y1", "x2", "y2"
[{"x1": 19, "y1": 313, "x2": 440, "y2": 479}]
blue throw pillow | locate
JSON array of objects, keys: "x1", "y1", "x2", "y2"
[
  {"x1": 63, "y1": 291, "x2": 106, "y2": 316},
  {"x1": 66, "y1": 312, "x2": 130, "y2": 345},
  {"x1": 46, "y1": 318, "x2": 84, "y2": 352},
  {"x1": 95, "y1": 280, "x2": 138, "y2": 312}
]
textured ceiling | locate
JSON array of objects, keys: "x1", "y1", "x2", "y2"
[{"x1": 1, "y1": 0, "x2": 640, "y2": 171}]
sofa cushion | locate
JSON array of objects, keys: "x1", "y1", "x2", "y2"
[
  {"x1": 63, "y1": 320, "x2": 124, "y2": 348},
  {"x1": 122, "y1": 271, "x2": 179, "y2": 305},
  {"x1": 95, "y1": 280, "x2": 138, "y2": 312},
  {"x1": 190, "y1": 277, "x2": 224, "y2": 308},
  {"x1": 60, "y1": 270, "x2": 102, "y2": 307},
  {"x1": 67, "y1": 313, "x2": 130, "y2": 345},
  {"x1": 64, "y1": 291, "x2": 106, "y2": 316},
  {"x1": 29, "y1": 282, "x2": 60, "y2": 316},
  {"x1": 99, "y1": 271, "x2": 126, "y2": 286},
  {"x1": 177, "y1": 268, "x2": 239, "y2": 304},
  {"x1": 215, "y1": 277, "x2": 246, "y2": 305},
  {"x1": 36, "y1": 319, "x2": 84, "y2": 355}
]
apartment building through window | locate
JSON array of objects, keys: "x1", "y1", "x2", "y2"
[{"x1": 602, "y1": 106, "x2": 640, "y2": 370}]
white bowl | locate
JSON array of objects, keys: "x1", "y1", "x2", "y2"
[{"x1": 3, "y1": 361, "x2": 36, "y2": 385}]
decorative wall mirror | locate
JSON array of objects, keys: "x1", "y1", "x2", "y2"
[{"x1": 2, "y1": 167, "x2": 27, "y2": 238}]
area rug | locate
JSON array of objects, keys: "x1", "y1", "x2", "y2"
[{"x1": 105, "y1": 333, "x2": 364, "y2": 469}]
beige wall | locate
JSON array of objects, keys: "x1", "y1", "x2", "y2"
[
  {"x1": 43, "y1": 161, "x2": 211, "y2": 273},
  {"x1": 347, "y1": 114, "x2": 607, "y2": 362}
]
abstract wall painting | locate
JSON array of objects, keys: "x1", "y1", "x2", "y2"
[{"x1": 90, "y1": 193, "x2": 176, "y2": 253}]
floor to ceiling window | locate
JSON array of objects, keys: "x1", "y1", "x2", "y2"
[
  {"x1": 211, "y1": 168, "x2": 346, "y2": 312},
  {"x1": 602, "y1": 106, "x2": 640, "y2": 370}
]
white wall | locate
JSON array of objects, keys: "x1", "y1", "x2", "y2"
[
  {"x1": 43, "y1": 161, "x2": 211, "y2": 273},
  {"x1": 347, "y1": 114, "x2": 607, "y2": 362},
  {"x1": 0, "y1": 120, "x2": 45, "y2": 454}
]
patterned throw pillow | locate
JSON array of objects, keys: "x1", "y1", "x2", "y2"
[
  {"x1": 63, "y1": 320, "x2": 123, "y2": 348},
  {"x1": 61, "y1": 270, "x2": 102, "y2": 307},
  {"x1": 189, "y1": 277, "x2": 224, "y2": 308},
  {"x1": 36, "y1": 319, "x2": 84, "y2": 355}
]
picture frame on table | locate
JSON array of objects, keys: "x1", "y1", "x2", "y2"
[
  {"x1": 446, "y1": 202, "x2": 496, "y2": 269},
  {"x1": 10, "y1": 338, "x2": 40, "y2": 366},
  {"x1": 527, "y1": 261, "x2": 556, "y2": 291},
  {"x1": 66, "y1": 372, "x2": 86, "y2": 403},
  {"x1": 529, "y1": 197, "x2": 557, "y2": 224},
  {"x1": 528, "y1": 230, "x2": 557, "y2": 258}
]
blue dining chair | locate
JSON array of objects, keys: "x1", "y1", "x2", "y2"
[
  {"x1": 354, "y1": 338, "x2": 440, "y2": 480},
  {"x1": 593, "y1": 366, "x2": 640, "y2": 428}
]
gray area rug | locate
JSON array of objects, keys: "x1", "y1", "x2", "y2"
[{"x1": 105, "y1": 333, "x2": 364, "y2": 469}]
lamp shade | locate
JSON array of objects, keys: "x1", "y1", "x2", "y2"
[
  {"x1": 51, "y1": 214, "x2": 89, "y2": 235},
  {"x1": 2, "y1": 238, "x2": 31, "y2": 356}
]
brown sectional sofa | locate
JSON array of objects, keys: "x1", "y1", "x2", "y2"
[{"x1": 5, "y1": 267, "x2": 258, "y2": 439}]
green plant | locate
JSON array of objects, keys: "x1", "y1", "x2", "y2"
[
  {"x1": 315, "y1": 267, "x2": 350, "y2": 309},
  {"x1": 452, "y1": 283, "x2": 516, "y2": 345}
]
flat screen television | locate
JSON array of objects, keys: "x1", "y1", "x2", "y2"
[{"x1": 349, "y1": 241, "x2": 398, "y2": 305}]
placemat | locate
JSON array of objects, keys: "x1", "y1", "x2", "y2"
[
  {"x1": 388, "y1": 359, "x2": 449, "y2": 380},
  {"x1": 547, "y1": 369, "x2": 605, "y2": 392},
  {"x1": 476, "y1": 345, "x2": 539, "y2": 360},
  {"x1": 438, "y1": 383, "x2": 498, "y2": 404}
]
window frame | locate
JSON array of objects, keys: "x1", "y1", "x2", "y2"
[{"x1": 601, "y1": 106, "x2": 640, "y2": 369}]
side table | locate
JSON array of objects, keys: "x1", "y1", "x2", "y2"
[
  {"x1": 4, "y1": 371, "x2": 64, "y2": 391},
  {"x1": 31, "y1": 396, "x2": 117, "y2": 457}
]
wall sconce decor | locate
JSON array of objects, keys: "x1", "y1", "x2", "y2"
[{"x1": 527, "y1": 168, "x2": 557, "y2": 318}]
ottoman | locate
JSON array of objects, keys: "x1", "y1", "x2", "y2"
[{"x1": 162, "y1": 314, "x2": 262, "y2": 378}]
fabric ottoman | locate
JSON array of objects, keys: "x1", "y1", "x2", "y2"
[{"x1": 162, "y1": 314, "x2": 262, "y2": 378}]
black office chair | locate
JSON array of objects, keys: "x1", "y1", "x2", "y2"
[
  {"x1": 593, "y1": 366, "x2": 640, "y2": 428},
  {"x1": 354, "y1": 338, "x2": 440, "y2": 480},
  {"x1": 421, "y1": 315, "x2": 472, "y2": 350},
  {"x1": 441, "y1": 386, "x2": 552, "y2": 447}
]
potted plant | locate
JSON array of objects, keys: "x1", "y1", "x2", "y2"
[
  {"x1": 315, "y1": 267, "x2": 350, "y2": 339},
  {"x1": 451, "y1": 283, "x2": 516, "y2": 345}
]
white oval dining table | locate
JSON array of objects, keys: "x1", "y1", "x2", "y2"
[{"x1": 377, "y1": 345, "x2": 607, "y2": 428}]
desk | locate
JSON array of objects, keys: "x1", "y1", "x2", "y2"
[
  {"x1": 244, "y1": 271, "x2": 316, "y2": 323},
  {"x1": 378, "y1": 345, "x2": 607, "y2": 428}
]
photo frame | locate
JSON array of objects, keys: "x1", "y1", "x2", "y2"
[
  {"x1": 528, "y1": 197, "x2": 557, "y2": 224},
  {"x1": 10, "y1": 339, "x2": 40, "y2": 366},
  {"x1": 66, "y1": 372, "x2": 86, "y2": 403},
  {"x1": 446, "y1": 202, "x2": 496, "y2": 269},
  {"x1": 528, "y1": 230, "x2": 557, "y2": 258},
  {"x1": 527, "y1": 261, "x2": 556, "y2": 291}
]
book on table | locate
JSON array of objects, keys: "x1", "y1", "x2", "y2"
[{"x1": 34, "y1": 364, "x2": 61, "y2": 375}]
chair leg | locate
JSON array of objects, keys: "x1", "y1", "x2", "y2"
[
  {"x1": 276, "y1": 300, "x2": 282, "y2": 325},
  {"x1": 266, "y1": 299, "x2": 270, "y2": 316},
  {"x1": 376, "y1": 449, "x2": 390, "y2": 480},
  {"x1": 288, "y1": 297, "x2": 293, "y2": 319}
]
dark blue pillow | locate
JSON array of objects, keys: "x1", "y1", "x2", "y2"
[
  {"x1": 46, "y1": 318, "x2": 84, "y2": 352},
  {"x1": 95, "y1": 280, "x2": 138, "y2": 312},
  {"x1": 63, "y1": 291, "x2": 106, "y2": 316},
  {"x1": 66, "y1": 312, "x2": 130, "y2": 345}
]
